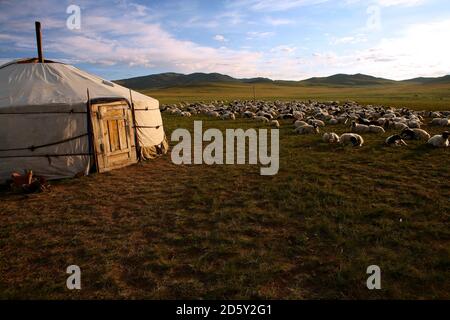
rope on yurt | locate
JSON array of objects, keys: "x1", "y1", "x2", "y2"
[
  {"x1": 0, "y1": 153, "x2": 91, "y2": 159},
  {"x1": 0, "y1": 133, "x2": 88, "y2": 152},
  {"x1": 133, "y1": 107, "x2": 160, "y2": 111},
  {"x1": 134, "y1": 125, "x2": 162, "y2": 129},
  {"x1": 0, "y1": 111, "x2": 87, "y2": 115}
]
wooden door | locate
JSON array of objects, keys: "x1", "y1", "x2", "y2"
[{"x1": 90, "y1": 100, "x2": 137, "y2": 173}]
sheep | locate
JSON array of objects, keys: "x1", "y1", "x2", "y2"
[
  {"x1": 384, "y1": 119, "x2": 408, "y2": 131},
  {"x1": 430, "y1": 112, "x2": 441, "y2": 118},
  {"x1": 322, "y1": 132, "x2": 340, "y2": 144},
  {"x1": 254, "y1": 116, "x2": 270, "y2": 123},
  {"x1": 328, "y1": 118, "x2": 339, "y2": 125},
  {"x1": 294, "y1": 120, "x2": 308, "y2": 128},
  {"x1": 257, "y1": 112, "x2": 273, "y2": 120},
  {"x1": 207, "y1": 111, "x2": 220, "y2": 118},
  {"x1": 401, "y1": 128, "x2": 431, "y2": 141},
  {"x1": 243, "y1": 111, "x2": 256, "y2": 118},
  {"x1": 395, "y1": 122, "x2": 409, "y2": 130},
  {"x1": 270, "y1": 120, "x2": 280, "y2": 128},
  {"x1": 337, "y1": 116, "x2": 350, "y2": 124},
  {"x1": 430, "y1": 118, "x2": 450, "y2": 127},
  {"x1": 385, "y1": 134, "x2": 408, "y2": 147},
  {"x1": 295, "y1": 123, "x2": 320, "y2": 134},
  {"x1": 293, "y1": 111, "x2": 304, "y2": 120},
  {"x1": 221, "y1": 112, "x2": 235, "y2": 120},
  {"x1": 368, "y1": 125, "x2": 386, "y2": 134},
  {"x1": 351, "y1": 121, "x2": 370, "y2": 133},
  {"x1": 339, "y1": 133, "x2": 364, "y2": 147},
  {"x1": 170, "y1": 108, "x2": 182, "y2": 115},
  {"x1": 407, "y1": 120, "x2": 421, "y2": 129},
  {"x1": 427, "y1": 131, "x2": 450, "y2": 148},
  {"x1": 357, "y1": 116, "x2": 378, "y2": 126},
  {"x1": 308, "y1": 119, "x2": 326, "y2": 127},
  {"x1": 278, "y1": 113, "x2": 294, "y2": 120}
]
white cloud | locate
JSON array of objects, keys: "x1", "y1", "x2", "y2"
[
  {"x1": 246, "y1": 31, "x2": 276, "y2": 39},
  {"x1": 229, "y1": 0, "x2": 328, "y2": 12},
  {"x1": 346, "y1": 0, "x2": 427, "y2": 6},
  {"x1": 331, "y1": 34, "x2": 367, "y2": 45},
  {"x1": 316, "y1": 19, "x2": 450, "y2": 79},
  {"x1": 377, "y1": 0, "x2": 426, "y2": 7},
  {"x1": 265, "y1": 17, "x2": 295, "y2": 25},
  {"x1": 213, "y1": 34, "x2": 228, "y2": 42},
  {"x1": 271, "y1": 45, "x2": 297, "y2": 53}
]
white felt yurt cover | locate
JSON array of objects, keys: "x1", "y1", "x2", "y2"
[{"x1": 0, "y1": 59, "x2": 166, "y2": 183}]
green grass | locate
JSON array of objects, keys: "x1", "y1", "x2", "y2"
[
  {"x1": 0, "y1": 113, "x2": 448, "y2": 299},
  {"x1": 142, "y1": 82, "x2": 450, "y2": 110}
]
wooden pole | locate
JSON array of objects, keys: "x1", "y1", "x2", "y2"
[
  {"x1": 129, "y1": 89, "x2": 141, "y2": 160},
  {"x1": 35, "y1": 21, "x2": 44, "y2": 63},
  {"x1": 86, "y1": 88, "x2": 99, "y2": 172}
]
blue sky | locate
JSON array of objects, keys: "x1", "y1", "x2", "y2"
[{"x1": 0, "y1": 0, "x2": 449, "y2": 80}]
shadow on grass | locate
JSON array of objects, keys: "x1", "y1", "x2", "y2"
[{"x1": 402, "y1": 143, "x2": 438, "y2": 160}]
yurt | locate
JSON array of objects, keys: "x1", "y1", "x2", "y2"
[{"x1": 0, "y1": 23, "x2": 167, "y2": 184}]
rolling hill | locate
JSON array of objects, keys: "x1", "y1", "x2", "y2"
[
  {"x1": 299, "y1": 73, "x2": 396, "y2": 86},
  {"x1": 402, "y1": 75, "x2": 450, "y2": 85},
  {"x1": 114, "y1": 72, "x2": 273, "y2": 89},
  {"x1": 115, "y1": 72, "x2": 450, "y2": 90}
]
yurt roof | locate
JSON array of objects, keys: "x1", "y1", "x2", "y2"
[{"x1": 0, "y1": 59, "x2": 157, "y2": 110}]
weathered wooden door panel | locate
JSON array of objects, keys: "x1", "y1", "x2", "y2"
[{"x1": 90, "y1": 101, "x2": 137, "y2": 173}]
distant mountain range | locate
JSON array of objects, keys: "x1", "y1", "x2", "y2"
[{"x1": 114, "y1": 72, "x2": 450, "y2": 90}]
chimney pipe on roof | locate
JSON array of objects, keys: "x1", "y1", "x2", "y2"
[{"x1": 35, "y1": 21, "x2": 44, "y2": 63}]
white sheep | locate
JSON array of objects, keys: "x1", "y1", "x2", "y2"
[
  {"x1": 385, "y1": 135, "x2": 408, "y2": 147},
  {"x1": 395, "y1": 122, "x2": 409, "y2": 130},
  {"x1": 385, "y1": 120, "x2": 408, "y2": 130},
  {"x1": 171, "y1": 108, "x2": 182, "y2": 115},
  {"x1": 328, "y1": 118, "x2": 339, "y2": 125},
  {"x1": 339, "y1": 133, "x2": 364, "y2": 147},
  {"x1": 270, "y1": 120, "x2": 280, "y2": 128},
  {"x1": 323, "y1": 132, "x2": 340, "y2": 144},
  {"x1": 368, "y1": 125, "x2": 386, "y2": 134},
  {"x1": 243, "y1": 111, "x2": 256, "y2": 118},
  {"x1": 427, "y1": 131, "x2": 449, "y2": 148},
  {"x1": 257, "y1": 112, "x2": 273, "y2": 120},
  {"x1": 407, "y1": 120, "x2": 421, "y2": 129},
  {"x1": 294, "y1": 120, "x2": 308, "y2": 128},
  {"x1": 254, "y1": 116, "x2": 270, "y2": 123},
  {"x1": 308, "y1": 119, "x2": 326, "y2": 127},
  {"x1": 221, "y1": 112, "x2": 235, "y2": 120},
  {"x1": 207, "y1": 111, "x2": 220, "y2": 118},
  {"x1": 295, "y1": 124, "x2": 320, "y2": 134},
  {"x1": 293, "y1": 111, "x2": 304, "y2": 120},
  {"x1": 337, "y1": 116, "x2": 350, "y2": 124},
  {"x1": 401, "y1": 128, "x2": 431, "y2": 141},
  {"x1": 430, "y1": 118, "x2": 450, "y2": 127},
  {"x1": 351, "y1": 121, "x2": 370, "y2": 133}
]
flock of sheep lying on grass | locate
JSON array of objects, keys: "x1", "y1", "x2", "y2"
[{"x1": 162, "y1": 100, "x2": 450, "y2": 148}]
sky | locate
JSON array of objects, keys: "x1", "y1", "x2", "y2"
[{"x1": 0, "y1": 0, "x2": 449, "y2": 80}]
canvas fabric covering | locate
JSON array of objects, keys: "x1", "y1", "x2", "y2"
[{"x1": 0, "y1": 59, "x2": 166, "y2": 183}]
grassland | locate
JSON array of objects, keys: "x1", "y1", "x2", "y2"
[
  {"x1": 143, "y1": 82, "x2": 450, "y2": 111},
  {"x1": 0, "y1": 113, "x2": 449, "y2": 299}
]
